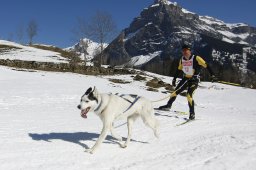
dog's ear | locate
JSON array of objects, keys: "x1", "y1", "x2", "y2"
[
  {"x1": 85, "y1": 87, "x2": 93, "y2": 95},
  {"x1": 88, "y1": 86, "x2": 99, "y2": 103},
  {"x1": 92, "y1": 86, "x2": 99, "y2": 97}
]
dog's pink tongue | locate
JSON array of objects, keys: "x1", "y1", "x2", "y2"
[
  {"x1": 81, "y1": 111, "x2": 88, "y2": 119},
  {"x1": 81, "y1": 114, "x2": 87, "y2": 118}
]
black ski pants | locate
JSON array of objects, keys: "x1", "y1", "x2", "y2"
[{"x1": 167, "y1": 77, "x2": 199, "y2": 114}]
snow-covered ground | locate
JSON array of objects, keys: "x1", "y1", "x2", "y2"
[
  {"x1": 0, "y1": 65, "x2": 256, "y2": 170},
  {"x1": 0, "y1": 40, "x2": 68, "y2": 63}
]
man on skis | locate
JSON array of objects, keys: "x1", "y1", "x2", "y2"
[{"x1": 158, "y1": 44, "x2": 216, "y2": 120}]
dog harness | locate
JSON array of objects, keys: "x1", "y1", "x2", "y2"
[
  {"x1": 94, "y1": 93, "x2": 140, "y2": 113},
  {"x1": 115, "y1": 93, "x2": 141, "y2": 113},
  {"x1": 94, "y1": 96, "x2": 103, "y2": 112}
]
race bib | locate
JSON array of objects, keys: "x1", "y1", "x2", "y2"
[{"x1": 182, "y1": 55, "x2": 194, "y2": 76}]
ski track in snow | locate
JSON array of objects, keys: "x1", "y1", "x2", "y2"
[{"x1": 0, "y1": 66, "x2": 256, "y2": 170}]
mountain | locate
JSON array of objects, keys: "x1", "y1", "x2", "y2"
[
  {"x1": 101, "y1": 0, "x2": 256, "y2": 88},
  {"x1": 66, "y1": 38, "x2": 108, "y2": 65}
]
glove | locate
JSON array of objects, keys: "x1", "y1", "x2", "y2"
[
  {"x1": 172, "y1": 79, "x2": 176, "y2": 87},
  {"x1": 211, "y1": 75, "x2": 218, "y2": 83}
]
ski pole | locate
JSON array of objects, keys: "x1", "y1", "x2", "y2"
[{"x1": 151, "y1": 79, "x2": 188, "y2": 103}]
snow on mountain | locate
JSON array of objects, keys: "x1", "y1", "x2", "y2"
[
  {"x1": 124, "y1": 51, "x2": 162, "y2": 67},
  {"x1": 218, "y1": 30, "x2": 249, "y2": 40},
  {"x1": 0, "y1": 40, "x2": 68, "y2": 63},
  {"x1": 199, "y1": 15, "x2": 248, "y2": 29},
  {"x1": 0, "y1": 65, "x2": 256, "y2": 169},
  {"x1": 157, "y1": 0, "x2": 178, "y2": 6},
  {"x1": 181, "y1": 8, "x2": 195, "y2": 15},
  {"x1": 198, "y1": 16, "x2": 250, "y2": 44},
  {"x1": 199, "y1": 15, "x2": 249, "y2": 30},
  {"x1": 66, "y1": 38, "x2": 108, "y2": 64},
  {"x1": 199, "y1": 16, "x2": 227, "y2": 26}
]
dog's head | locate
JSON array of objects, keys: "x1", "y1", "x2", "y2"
[{"x1": 77, "y1": 87, "x2": 99, "y2": 118}]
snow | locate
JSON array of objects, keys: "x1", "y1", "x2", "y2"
[
  {"x1": 222, "y1": 37, "x2": 235, "y2": 44},
  {"x1": 81, "y1": 38, "x2": 108, "y2": 59},
  {"x1": 198, "y1": 16, "x2": 251, "y2": 45},
  {"x1": 196, "y1": 24, "x2": 216, "y2": 33},
  {"x1": 198, "y1": 16, "x2": 250, "y2": 44},
  {"x1": 218, "y1": 31, "x2": 249, "y2": 40},
  {"x1": 65, "y1": 38, "x2": 108, "y2": 65},
  {"x1": 238, "y1": 40, "x2": 249, "y2": 45},
  {"x1": 151, "y1": 4, "x2": 160, "y2": 7},
  {"x1": 126, "y1": 51, "x2": 162, "y2": 66},
  {"x1": 199, "y1": 16, "x2": 225, "y2": 26},
  {"x1": 0, "y1": 40, "x2": 68, "y2": 63},
  {"x1": 226, "y1": 23, "x2": 248, "y2": 29},
  {"x1": 182, "y1": 8, "x2": 195, "y2": 15},
  {"x1": 151, "y1": 0, "x2": 177, "y2": 7},
  {"x1": 165, "y1": 0, "x2": 177, "y2": 6},
  {"x1": 199, "y1": 16, "x2": 248, "y2": 29},
  {"x1": 0, "y1": 65, "x2": 256, "y2": 170},
  {"x1": 145, "y1": 22, "x2": 153, "y2": 26},
  {"x1": 124, "y1": 29, "x2": 141, "y2": 41},
  {"x1": 175, "y1": 27, "x2": 193, "y2": 34}
]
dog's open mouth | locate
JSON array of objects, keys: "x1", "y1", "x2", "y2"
[{"x1": 81, "y1": 107, "x2": 91, "y2": 118}]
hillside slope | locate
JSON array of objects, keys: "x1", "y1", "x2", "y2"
[
  {"x1": 0, "y1": 40, "x2": 69, "y2": 63},
  {"x1": 0, "y1": 65, "x2": 255, "y2": 170}
]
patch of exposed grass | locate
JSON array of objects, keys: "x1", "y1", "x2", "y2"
[
  {"x1": 30, "y1": 44, "x2": 81, "y2": 61},
  {"x1": 145, "y1": 77, "x2": 177, "y2": 93},
  {"x1": 146, "y1": 87, "x2": 158, "y2": 92},
  {"x1": 146, "y1": 77, "x2": 165, "y2": 88},
  {"x1": 133, "y1": 74, "x2": 147, "y2": 81},
  {"x1": 109, "y1": 78, "x2": 131, "y2": 84},
  {"x1": 0, "y1": 44, "x2": 21, "y2": 53}
]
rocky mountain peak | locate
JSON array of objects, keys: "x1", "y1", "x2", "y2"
[
  {"x1": 99, "y1": 1, "x2": 256, "y2": 87},
  {"x1": 153, "y1": 0, "x2": 176, "y2": 6},
  {"x1": 154, "y1": 0, "x2": 168, "y2": 4}
]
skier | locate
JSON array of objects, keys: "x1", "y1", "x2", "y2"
[{"x1": 158, "y1": 44, "x2": 216, "y2": 120}]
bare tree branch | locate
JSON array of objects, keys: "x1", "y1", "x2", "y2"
[
  {"x1": 27, "y1": 20, "x2": 38, "y2": 45},
  {"x1": 16, "y1": 24, "x2": 24, "y2": 44},
  {"x1": 73, "y1": 11, "x2": 117, "y2": 66}
]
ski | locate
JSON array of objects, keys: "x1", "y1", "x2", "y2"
[
  {"x1": 176, "y1": 118, "x2": 196, "y2": 126},
  {"x1": 154, "y1": 108, "x2": 188, "y2": 115},
  {"x1": 172, "y1": 110, "x2": 188, "y2": 115}
]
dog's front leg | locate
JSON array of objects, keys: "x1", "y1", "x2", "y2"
[{"x1": 87, "y1": 123, "x2": 110, "y2": 154}]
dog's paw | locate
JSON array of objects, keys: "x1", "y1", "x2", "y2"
[
  {"x1": 84, "y1": 148, "x2": 94, "y2": 154},
  {"x1": 120, "y1": 143, "x2": 127, "y2": 148},
  {"x1": 155, "y1": 132, "x2": 160, "y2": 139}
]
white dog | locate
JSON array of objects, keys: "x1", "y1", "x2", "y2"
[{"x1": 77, "y1": 87, "x2": 159, "y2": 154}]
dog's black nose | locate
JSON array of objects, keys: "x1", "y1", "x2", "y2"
[{"x1": 77, "y1": 105, "x2": 81, "y2": 109}]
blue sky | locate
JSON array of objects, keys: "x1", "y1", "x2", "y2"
[{"x1": 0, "y1": 0, "x2": 255, "y2": 48}]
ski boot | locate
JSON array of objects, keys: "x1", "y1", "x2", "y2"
[
  {"x1": 158, "y1": 104, "x2": 171, "y2": 111},
  {"x1": 189, "y1": 112, "x2": 195, "y2": 120}
]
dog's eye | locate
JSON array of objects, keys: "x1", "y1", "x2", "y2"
[{"x1": 85, "y1": 101, "x2": 89, "y2": 103}]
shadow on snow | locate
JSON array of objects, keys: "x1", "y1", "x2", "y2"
[{"x1": 28, "y1": 131, "x2": 148, "y2": 149}]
